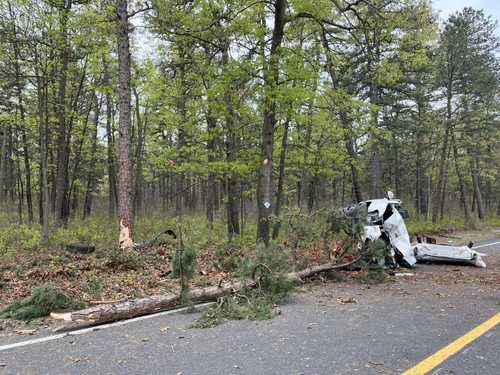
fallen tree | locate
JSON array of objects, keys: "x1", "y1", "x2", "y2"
[{"x1": 51, "y1": 258, "x2": 359, "y2": 328}]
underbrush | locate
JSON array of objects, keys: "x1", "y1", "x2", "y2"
[{"x1": 0, "y1": 283, "x2": 85, "y2": 321}]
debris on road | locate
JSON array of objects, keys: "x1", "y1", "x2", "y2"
[
  {"x1": 14, "y1": 328, "x2": 36, "y2": 335},
  {"x1": 337, "y1": 297, "x2": 357, "y2": 304},
  {"x1": 414, "y1": 243, "x2": 486, "y2": 268}
]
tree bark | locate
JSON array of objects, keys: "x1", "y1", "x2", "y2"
[
  {"x1": 469, "y1": 156, "x2": 485, "y2": 220},
  {"x1": 256, "y1": 0, "x2": 287, "y2": 245},
  {"x1": 205, "y1": 113, "x2": 217, "y2": 228},
  {"x1": 54, "y1": 1, "x2": 71, "y2": 228},
  {"x1": 9, "y1": 6, "x2": 33, "y2": 224},
  {"x1": 133, "y1": 88, "x2": 146, "y2": 216},
  {"x1": 451, "y1": 132, "x2": 472, "y2": 224},
  {"x1": 272, "y1": 119, "x2": 290, "y2": 239},
  {"x1": 103, "y1": 58, "x2": 118, "y2": 217},
  {"x1": 35, "y1": 52, "x2": 50, "y2": 242},
  {"x1": 116, "y1": 0, "x2": 134, "y2": 249},
  {"x1": 222, "y1": 44, "x2": 240, "y2": 240},
  {"x1": 83, "y1": 95, "x2": 101, "y2": 219}
]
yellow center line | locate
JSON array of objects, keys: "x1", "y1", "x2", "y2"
[{"x1": 401, "y1": 312, "x2": 500, "y2": 375}]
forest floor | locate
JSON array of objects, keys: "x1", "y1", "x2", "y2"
[{"x1": 1, "y1": 226, "x2": 499, "y2": 336}]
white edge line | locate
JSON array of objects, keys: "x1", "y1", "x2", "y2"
[
  {"x1": 473, "y1": 241, "x2": 500, "y2": 249},
  {"x1": 0, "y1": 302, "x2": 215, "y2": 353}
]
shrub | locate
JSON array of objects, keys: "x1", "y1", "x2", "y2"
[
  {"x1": 0, "y1": 224, "x2": 42, "y2": 255},
  {"x1": 107, "y1": 248, "x2": 143, "y2": 271}
]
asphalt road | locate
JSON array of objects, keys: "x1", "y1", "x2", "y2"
[{"x1": 0, "y1": 239, "x2": 499, "y2": 375}]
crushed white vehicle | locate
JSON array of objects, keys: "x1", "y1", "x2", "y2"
[{"x1": 343, "y1": 192, "x2": 486, "y2": 268}]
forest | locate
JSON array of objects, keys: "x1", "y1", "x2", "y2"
[{"x1": 0, "y1": 0, "x2": 499, "y2": 319}]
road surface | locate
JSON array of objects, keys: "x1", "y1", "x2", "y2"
[{"x1": 0, "y1": 239, "x2": 498, "y2": 375}]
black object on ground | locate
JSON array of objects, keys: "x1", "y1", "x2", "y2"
[{"x1": 65, "y1": 244, "x2": 96, "y2": 254}]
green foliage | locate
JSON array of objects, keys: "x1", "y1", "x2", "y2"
[
  {"x1": 359, "y1": 239, "x2": 390, "y2": 268},
  {"x1": 191, "y1": 293, "x2": 276, "y2": 329},
  {"x1": 240, "y1": 243, "x2": 294, "y2": 302},
  {"x1": 83, "y1": 275, "x2": 103, "y2": 297},
  {"x1": 171, "y1": 244, "x2": 197, "y2": 280},
  {"x1": 357, "y1": 268, "x2": 390, "y2": 285},
  {"x1": 215, "y1": 245, "x2": 242, "y2": 272},
  {"x1": 406, "y1": 216, "x2": 469, "y2": 235},
  {"x1": 192, "y1": 242, "x2": 293, "y2": 329},
  {"x1": 327, "y1": 208, "x2": 366, "y2": 238},
  {"x1": 0, "y1": 224, "x2": 42, "y2": 256},
  {"x1": 107, "y1": 248, "x2": 143, "y2": 271},
  {"x1": 0, "y1": 283, "x2": 84, "y2": 321}
]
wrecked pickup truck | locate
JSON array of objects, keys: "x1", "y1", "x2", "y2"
[{"x1": 342, "y1": 192, "x2": 486, "y2": 268}]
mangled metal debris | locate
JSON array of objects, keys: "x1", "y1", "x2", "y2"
[
  {"x1": 344, "y1": 191, "x2": 416, "y2": 267},
  {"x1": 342, "y1": 191, "x2": 487, "y2": 268},
  {"x1": 414, "y1": 243, "x2": 486, "y2": 268}
]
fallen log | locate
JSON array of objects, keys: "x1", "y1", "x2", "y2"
[
  {"x1": 51, "y1": 280, "x2": 255, "y2": 324},
  {"x1": 51, "y1": 258, "x2": 359, "y2": 327}
]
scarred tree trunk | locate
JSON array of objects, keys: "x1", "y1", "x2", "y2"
[
  {"x1": 116, "y1": 0, "x2": 134, "y2": 249},
  {"x1": 256, "y1": 0, "x2": 287, "y2": 244}
]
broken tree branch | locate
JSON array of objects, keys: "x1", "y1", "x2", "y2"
[{"x1": 51, "y1": 259, "x2": 359, "y2": 328}]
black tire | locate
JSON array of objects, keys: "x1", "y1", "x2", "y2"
[{"x1": 65, "y1": 244, "x2": 96, "y2": 254}]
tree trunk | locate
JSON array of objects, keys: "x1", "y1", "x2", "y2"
[
  {"x1": 344, "y1": 127, "x2": 363, "y2": 203},
  {"x1": 133, "y1": 88, "x2": 146, "y2": 216},
  {"x1": 451, "y1": 132, "x2": 472, "y2": 224},
  {"x1": 103, "y1": 59, "x2": 118, "y2": 217},
  {"x1": 0, "y1": 118, "x2": 7, "y2": 200},
  {"x1": 83, "y1": 95, "x2": 101, "y2": 219},
  {"x1": 54, "y1": 2, "x2": 71, "y2": 228},
  {"x1": 205, "y1": 114, "x2": 217, "y2": 229},
  {"x1": 272, "y1": 119, "x2": 289, "y2": 239},
  {"x1": 35, "y1": 53, "x2": 50, "y2": 242},
  {"x1": 469, "y1": 156, "x2": 485, "y2": 220},
  {"x1": 222, "y1": 45, "x2": 240, "y2": 241},
  {"x1": 256, "y1": 0, "x2": 287, "y2": 245},
  {"x1": 415, "y1": 104, "x2": 427, "y2": 216},
  {"x1": 298, "y1": 120, "x2": 313, "y2": 207},
  {"x1": 116, "y1": 0, "x2": 134, "y2": 249},
  {"x1": 10, "y1": 10, "x2": 33, "y2": 224}
]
